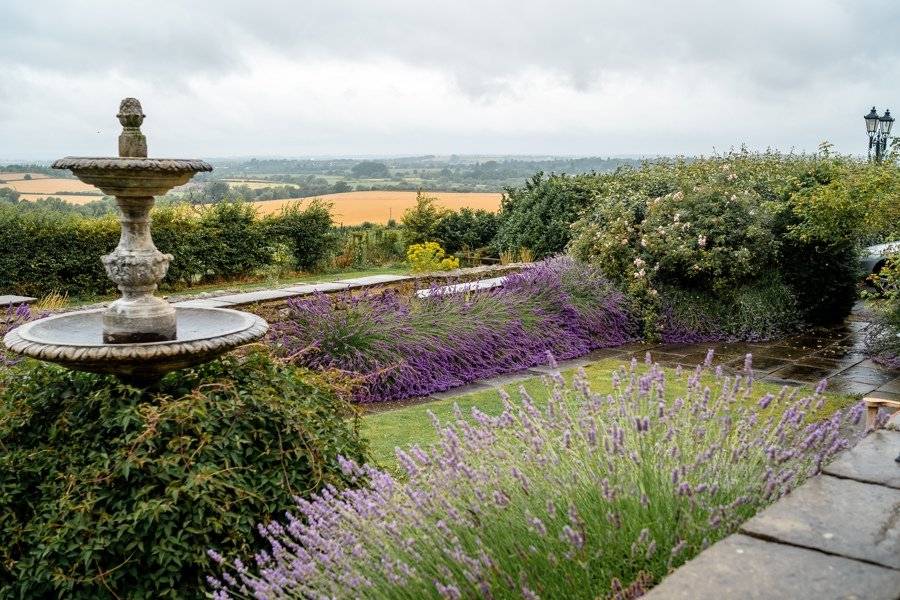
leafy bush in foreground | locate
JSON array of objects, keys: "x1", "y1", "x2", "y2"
[
  {"x1": 0, "y1": 353, "x2": 367, "y2": 599},
  {"x1": 271, "y1": 258, "x2": 635, "y2": 402},
  {"x1": 210, "y1": 354, "x2": 864, "y2": 599},
  {"x1": 866, "y1": 254, "x2": 900, "y2": 369}
]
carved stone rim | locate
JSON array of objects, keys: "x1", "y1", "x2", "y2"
[
  {"x1": 3, "y1": 308, "x2": 268, "y2": 365},
  {"x1": 52, "y1": 157, "x2": 213, "y2": 173}
]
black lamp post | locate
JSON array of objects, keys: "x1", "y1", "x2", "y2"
[{"x1": 865, "y1": 106, "x2": 894, "y2": 162}]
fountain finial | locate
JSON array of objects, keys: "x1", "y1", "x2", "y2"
[{"x1": 117, "y1": 97, "x2": 147, "y2": 158}]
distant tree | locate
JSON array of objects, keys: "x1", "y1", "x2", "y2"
[
  {"x1": 203, "y1": 181, "x2": 230, "y2": 203},
  {"x1": 331, "y1": 180, "x2": 352, "y2": 193},
  {"x1": 351, "y1": 161, "x2": 390, "y2": 179},
  {"x1": 23, "y1": 174, "x2": 32, "y2": 180}
]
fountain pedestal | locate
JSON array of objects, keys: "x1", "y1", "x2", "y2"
[{"x1": 2, "y1": 98, "x2": 268, "y2": 380}]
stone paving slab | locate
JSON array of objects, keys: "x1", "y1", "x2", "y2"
[
  {"x1": 428, "y1": 381, "x2": 494, "y2": 400},
  {"x1": 642, "y1": 533, "x2": 900, "y2": 600},
  {"x1": 824, "y1": 429, "x2": 900, "y2": 489},
  {"x1": 282, "y1": 281, "x2": 351, "y2": 294},
  {"x1": 213, "y1": 289, "x2": 303, "y2": 305},
  {"x1": 481, "y1": 370, "x2": 536, "y2": 388},
  {"x1": 529, "y1": 356, "x2": 594, "y2": 375},
  {"x1": 171, "y1": 298, "x2": 235, "y2": 309},
  {"x1": 880, "y1": 378, "x2": 900, "y2": 394},
  {"x1": 415, "y1": 276, "x2": 507, "y2": 299},
  {"x1": 0, "y1": 295, "x2": 36, "y2": 307},
  {"x1": 338, "y1": 274, "x2": 411, "y2": 287},
  {"x1": 740, "y1": 475, "x2": 900, "y2": 569}
]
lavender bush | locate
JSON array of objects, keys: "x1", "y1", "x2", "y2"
[
  {"x1": 1, "y1": 303, "x2": 36, "y2": 369},
  {"x1": 209, "y1": 354, "x2": 866, "y2": 599},
  {"x1": 270, "y1": 258, "x2": 635, "y2": 402}
]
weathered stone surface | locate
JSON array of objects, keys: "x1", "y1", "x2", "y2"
[
  {"x1": 740, "y1": 475, "x2": 900, "y2": 569},
  {"x1": 482, "y1": 370, "x2": 536, "y2": 388},
  {"x1": 339, "y1": 274, "x2": 411, "y2": 287},
  {"x1": 642, "y1": 533, "x2": 900, "y2": 600},
  {"x1": 824, "y1": 430, "x2": 900, "y2": 489},
  {"x1": 529, "y1": 356, "x2": 596, "y2": 375},
  {"x1": 215, "y1": 289, "x2": 299, "y2": 305},
  {"x1": 428, "y1": 381, "x2": 493, "y2": 400},
  {"x1": 171, "y1": 298, "x2": 235, "y2": 309},
  {"x1": 769, "y1": 363, "x2": 835, "y2": 382},
  {"x1": 415, "y1": 276, "x2": 506, "y2": 298},
  {"x1": 0, "y1": 295, "x2": 36, "y2": 307},
  {"x1": 879, "y1": 377, "x2": 900, "y2": 394},
  {"x1": 283, "y1": 281, "x2": 351, "y2": 294}
]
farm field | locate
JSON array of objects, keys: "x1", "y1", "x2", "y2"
[
  {"x1": 1, "y1": 177, "x2": 101, "y2": 195},
  {"x1": 0, "y1": 172, "x2": 50, "y2": 180},
  {"x1": 222, "y1": 178, "x2": 299, "y2": 189},
  {"x1": 16, "y1": 192, "x2": 104, "y2": 203},
  {"x1": 249, "y1": 190, "x2": 502, "y2": 224}
]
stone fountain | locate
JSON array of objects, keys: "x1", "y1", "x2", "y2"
[{"x1": 3, "y1": 98, "x2": 267, "y2": 380}]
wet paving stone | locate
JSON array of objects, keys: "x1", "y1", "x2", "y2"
[
  {"x1": 641, "y1": 533, "x2": 900, "y2": 600},
  {"x1": 839, "y1": 366, "x2": 898, "y2": 386},
  {"x1": 779, "y1": 334, "x2": 843, "y2": 351},
  {"x1": 650, "y1": 343, "x2": 709, "y2": 356},
  {"x1": 811, "y1": 345, "x2": 868, "y2": 361},
  {"x1": 740, "y1": 475, "x2": 900, "y2": 570},
  {"x1": 868, "y1": 390, "x2": 900, "y2": 402},
  {"x1": 792, "y1": 356, "x2": 844, "y2": 370},
  {"x1": 879, "y1": 378, "x2": 900, "y2": 394},
  {"x1": 769, "y1": 364, "x2": 834, "y2": 383},
  {"x1": 823, "y1": 429, "x2": 900, "y2": 489},
  {"x1": 727, "y1": 354, "x2": 790, "y2": 374},
  {"x1": 797, "y1": 355, "x2": 864, "y2": 372},
  {"x1": 824, "y1": 377, "x2": 877, "y2": 396},
  {"x1": 846, "y1": 320, "x2": 872, "y2": 332},
  {"x1": 759, "y1": 376, "x2": 804, "y2": 388},
  {"x1": 750, "y1": 345, "x2": 811, "y2": 361}
]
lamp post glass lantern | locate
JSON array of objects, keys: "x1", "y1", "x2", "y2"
[{"x1": 865, "y1": 106, "x2": 894, "y2": 162}]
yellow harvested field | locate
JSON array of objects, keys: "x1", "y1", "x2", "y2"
[
  {"x1": 0, "y1": 172, "x2": 50, "y2": 180},
  {"x1": 249, "y1": 191, "x2": 502, "y2": 225},
  {"x1": 17, "y1": 193, "x2": 105, "y2": 204},
  {"x1": 2, "y1": 177, "x2": 101, "y2": 194},
  {"x1": 224, "y1": 179, "x2": 299, "y2": 190}
]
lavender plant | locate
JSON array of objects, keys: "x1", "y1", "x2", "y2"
[
  {"x1": 270, "y1": 258, "x2": 635, "y2": 402},
  {"x1": 209, "y1": 354, "x2": 865, "y2": 599},
  {"x1": 1, "y1": 303, "x2": 35, "y2": 369}
]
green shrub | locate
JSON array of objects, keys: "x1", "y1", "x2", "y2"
[
  {"x1": 400, "y1": 192, "x2": 448, "y2": 246},
  {"x1": 267, "y1": 199, "x2": 337, "y2": 271},
  {"x1": 569, "y1": 150, "x2": 894, "y2": 335},
  {"x1": 433, "y1": 207, "x2": 499, "y2": 254},
  {"x1": 495, "y1": 172, "x2": 604, "y2": 258},
  {"x1": 0, "y1": 352, "x2": 368, "y2": 599}
]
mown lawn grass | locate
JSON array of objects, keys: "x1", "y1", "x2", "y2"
[{"x1": 361, "y1": 357, "x2": 858, "y2": 474}]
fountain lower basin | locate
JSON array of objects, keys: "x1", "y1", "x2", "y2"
[{"x1": 3, "y1": 307, "x2": 268, "y2": 379}]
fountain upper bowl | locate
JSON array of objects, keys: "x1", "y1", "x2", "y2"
[{"x1": 53, "y1": 157, "x2": 213, "y2": 197}]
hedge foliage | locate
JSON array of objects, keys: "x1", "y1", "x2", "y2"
[
  {"x1": 0, "y1": 200, "x2": 334, "y2": 298},
  {"x1": 0, "y1": 352, "x2": 367, "y2": 599},
  {"x1": 558, "y1": 149, "x2": 898, "y2": 334}
]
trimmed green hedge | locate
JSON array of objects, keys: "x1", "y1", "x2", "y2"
[
  {"x1": 0, "y1": 200, "x2": 333, "y2": 298},
  {"x1": 0, "y1": 352, "x2": 368, "y2": 599}
]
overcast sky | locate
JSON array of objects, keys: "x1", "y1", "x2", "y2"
[{"x1": 1, "y1": 0, "x2": 898, "y2": 160}]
